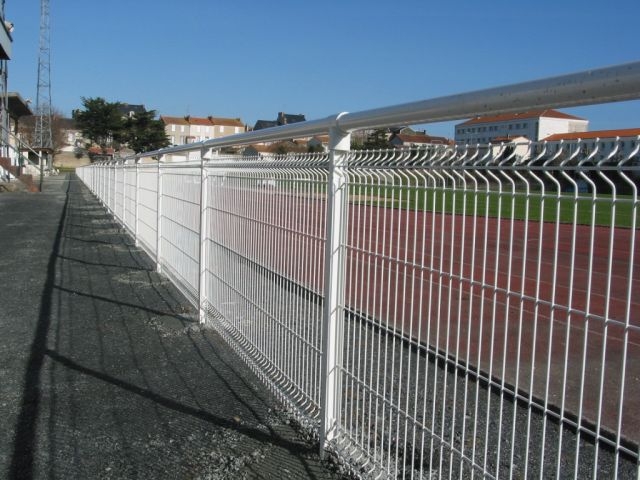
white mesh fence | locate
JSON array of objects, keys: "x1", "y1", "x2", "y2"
[{"x1": 78, "y1": 137, "x2": 640, "y2": 479}]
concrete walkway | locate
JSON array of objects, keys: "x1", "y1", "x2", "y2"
[{"x1": 0, "y1": 174, "x2": 346, "y2": 480}]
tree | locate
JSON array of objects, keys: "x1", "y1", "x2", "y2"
[
  {"x1": 17, "y1": 107, "x2": 68, "y2": 155},
  {"x1": 72, "y1": 97, "x2": 170, "y2": 154},
  {"x1": 121, "y1": 110, "x2": 169, "y2": 153},
  {"x1": 363, "y1": 129, "x2": 390, "y2": 149},
  {"x1": 72, "y1": 97, "x2": 124, "y2": 149}
]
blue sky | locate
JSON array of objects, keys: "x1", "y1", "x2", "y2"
[{"x1": 6, "y1": 0, "x2": 640, "y2": 138}]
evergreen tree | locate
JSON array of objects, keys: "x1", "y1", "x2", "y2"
[
  {"x1": 72, "y1": 97, "x2": 124, "y2": 148},
  {"x1": 121, "y1": 110, "x2": 170, "y2": 153},
  {"x1": 73, "y1": 97, "x2": 169, "y2": 154}
]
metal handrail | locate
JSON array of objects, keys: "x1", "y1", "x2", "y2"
[
  {"x1": 0, "y1": 125, "x2": 43, "y2": 169},
  {"x1": 127, "y1": 61, "x2": 640, "y2": 161}
]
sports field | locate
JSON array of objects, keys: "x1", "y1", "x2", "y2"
[{"x1": 230, "y1": 183, "x2": 640, "y2": 445}]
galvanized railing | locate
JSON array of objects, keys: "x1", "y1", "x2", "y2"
[{"x1": 77, "y1": 62, "x2": 640, "y2": 479}]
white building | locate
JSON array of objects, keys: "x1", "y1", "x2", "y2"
[
  {"x1": 541, "y1": 128, "x2": 640, "y2": 162},
  {"x1": 489, "y1": 135, "x2": 531, "y2": 161},
  {"x1": 455, "y1": 109, "x2": 589, "y2": 144},
  {"x1": 161, "y1": 115, "x2": 245, "y2": 146}
]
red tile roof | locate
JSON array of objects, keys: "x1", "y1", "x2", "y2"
[
  {"x1": 160, "y1": 116, "x2": 189, "y2": 125},
  {"x1": 161, "y1": 115, "x2": 244, "y2": 127},
  {"x1": 543, "y1": 128, "x2": 640, "y2": 142},
  {"x1": 392, "y1": 133, "x2": 452, "y2": 145},
  {"x1": 459, "y1": 109, "x2": 586, "y2": 126},
  {"x1": 395, "y1": 134, "x2": 433, "y2": 143}
]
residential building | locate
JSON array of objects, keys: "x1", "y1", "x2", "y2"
[
  {"x1": 253, "y1": 120, "x2": 278, "y2": 130},
  {"x1": 455, "y1": 109, "x2": 589, "y2": 144},
  {"x1": 57, "y1": 117, "x2": 83, "y2": 153},
  {"x1": 161, "y1": 115, "x2": 245, "y2": 145},
  {"x1": 243, "y1": 140, "x2": 308, "y2": 158},
  {"x1": 307, "y1": 135, "x2": 329, "y2": 152},
  {"x1": 489, "y1": 135, "x2": 531, "y2": 161},
  {"x1": 243, "y1": 144, "x2": 276, "y2": 159},
  {"x1": 541, "y1": 128, "x2": 640, "y2": 163},
  {"x1": 6, "y1": 92, "x2": 32, "y2": 172},
  {"x1": 0, "y1": 6, "x2": 12, "y2": 158},
  {"x1": 389, "y1": 132, "x2": 453, "y2": 148},
  {"x1": 253, "y1": 112, "x2": 306, "y2": 131},
  {"x1": 118, "y1": 103, "x2": 146, "y2": 118}
]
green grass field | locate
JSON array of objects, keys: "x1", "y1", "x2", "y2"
[
  {"x1": 254, "y1": 174, "x2": 639, "y2": 228},
  {"x1": 349, "y1": 184, "x2": 639, "y2": 228}
]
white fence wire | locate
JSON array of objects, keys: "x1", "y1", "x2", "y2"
[
  {"x1": 77, "y1": 139, "x2": 639, "y2": 479},
  {"x1": 75, "y1": 60, "x2": 640, "y2": 480}
]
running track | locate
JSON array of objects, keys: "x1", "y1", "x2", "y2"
[{"x1": 213, "y1": 186, "x2": 640, "y2": 445}]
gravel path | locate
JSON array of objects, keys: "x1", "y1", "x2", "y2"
[{"x1": 0, "y1": 174, "x2": 348, "y2": 480}]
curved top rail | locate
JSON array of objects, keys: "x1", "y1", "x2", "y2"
[{"x1": 133, "y1": 61, "x2": 640, "y2": 160}]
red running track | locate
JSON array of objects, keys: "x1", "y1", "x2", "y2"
[{"x1": 213, "y1": 187, "x2": 640, "y2": 445}]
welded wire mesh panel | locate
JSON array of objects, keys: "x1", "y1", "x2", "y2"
[
  {"x1": 203, "y1": 153, "x2": 329, "y2": 423},
  {"x1": 137, "y1": 163, "x2": 158, "y2": 258},
  {"x1": 123, "y1": 164, "x2": 137, "y2": 234},
  {"x1": 74, "y1": 133, "x2": 640, "y2": 480},
  {"x1": 158, "y1": 163, "x2": 201, "y2": 305},
  {"x1": 108, "y1": 166, "x2": 116, "y2": 214},
  {"x1": 114, "y1": 165, "x2": 125, "y2": 223},
  {"x1": 330, "y1": 141, "x2": 640, "y2": 479},
  {"x1": 103, "y1": 165, "x2": 109, "y2": 202}
]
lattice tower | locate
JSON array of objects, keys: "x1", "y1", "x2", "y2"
[{"x1": 34, "y1": 0, "x2": 52, "y2": 164}]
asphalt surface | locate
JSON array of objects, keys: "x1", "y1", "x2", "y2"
[{"x1": 0, "y1": 174, "x2": 348, "y2": 480}]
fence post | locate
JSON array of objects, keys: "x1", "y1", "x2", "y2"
[
  {"x1": 106, "y1": 163, "x2": 111, "y2": 213},
  {"x1": 320, "y1": 121, "x2": 351, "y2": 456},
  {"x1": 100, "y1": 163, "x2": 103, "y2": 203},
  {"x1": 134, "y1": 157, "x2": 140, "y2": 247},
  {"x1": 122, "y1": 161, "x2": 127, "y2": 225},
  {"x1": 120, "y1": 161, "x2": 125, "y2": 225},
  {"x1": 156, "y1": 155, "x2": 163, "y2": 273},
  {"x1": 198, "y1": 150, "x2": 209, "y2": 324}
]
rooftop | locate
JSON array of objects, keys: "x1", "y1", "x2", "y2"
[
  {"x1": 543, "y1": 128, "x2": 640, "y2": 142},
  {"x1": 459, "y1": 109, "x2": 586, "y2": 126},
  {"x1": 161, "y1": 115, "x2": 245, "y2": 128}
]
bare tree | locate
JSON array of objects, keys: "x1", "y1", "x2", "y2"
[{"x1": 17, "y1": 107, "x2": 69, "y2": 156}]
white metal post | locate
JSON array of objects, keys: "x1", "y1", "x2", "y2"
[
  {"x1": 121, "y1": 161, "x2": 126, "y2": 225},
  {"x1": 134, "y1": 158, "x2": 140, "y2": 246},
  {"x1": 156, "y1": 155, "x2": 163, "y2": 273},
  {"x1": 119, "y1": 161, "x2": 124, "y2": 225},
  {"x1": 106, "y1": 163, "x2": 111, "y2": 212},
  {"x1": 320, "y1": 122, "x2": 351, "y2": 455},
  {"x1": 198, "y1": 152, "x2": 208, "y2": 324}
]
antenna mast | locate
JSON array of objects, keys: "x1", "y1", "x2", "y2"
[{"x1": 34, "y1": 0, "x2": 53, "y2": 168}]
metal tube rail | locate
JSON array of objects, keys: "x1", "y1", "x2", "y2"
[{"x1": 130, "y1": 61, "x2": 640, "y2": 161}]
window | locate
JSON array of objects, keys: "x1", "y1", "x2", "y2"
[
  {"x1": 180, "y1": 125, "x2": 185, "y2": 133},
  {"x1": 219, "y1": 126, "x2": 225, "y2": 133},
  {"x1": 171, "y1": 125, "x2": 176, "y2": 132}
]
